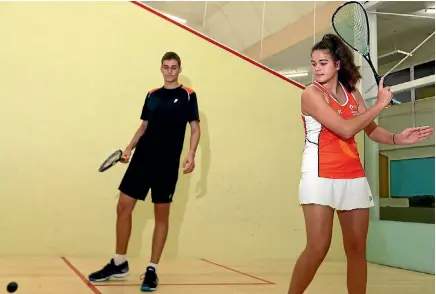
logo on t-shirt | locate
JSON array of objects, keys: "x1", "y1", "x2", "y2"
[{"x1": 349, "y1": 104, "x2": 359, "y2": 116}]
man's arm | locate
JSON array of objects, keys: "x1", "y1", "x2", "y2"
[
  {"x1": 126, "y1": 120, "x2": 148, "y2": 150},
  {"x1": 126, "y1": 92, "x2": 151, "y2": 150},
  {"x1": 188, "y1": 120, "x2": 200, "y2": 156},
  {"x1": 187, "y1": 92, "x2": 201, "y2": 157},
  {"x1": 353, "y1": 89, "x2": 397, "y2": 145}
]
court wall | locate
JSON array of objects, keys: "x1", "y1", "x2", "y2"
[
  {"x1": 367, "y1": 220, "x2": 435, "y2": 274},
  {"x1": 0, "y1": 2, "x2": 354, "y2": 262},
  {"x1": 367, "y1": 97, "x2": 435, "y2": 274}
]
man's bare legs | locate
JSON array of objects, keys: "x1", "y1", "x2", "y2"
[
  {"x1": 87, "y1": 193, "x2": 136, "y2": 282},
  {"x1": 337, "y1": 208, "x2": 369, "y2": 294},
  {"x1": 116, "y1": 193, "x2": 137, "y2": 255},
  {"x1": 139, "y1": 203, "x2": 171, "y2": 291},
  {"x1": 114, "y1": 193, "x2": 171, "y2": 264},
  {"x1": 88, "y1": 191, "x2": 172, "y2": 289},
  {"x1": 150, "y1": 203, "x2": 171, "y2": 264},
  {"x1": 287, "y1": 204, "x2": 335, "y2": 294}
]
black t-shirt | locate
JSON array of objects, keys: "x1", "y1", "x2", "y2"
[{"x1": 136, "y1": 84, "x2": 199, "y2": 162}]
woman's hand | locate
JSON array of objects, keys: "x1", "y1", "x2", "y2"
[
  {"x1": 376, "y1": 76, "x2": 393, "y2": 107},
  {"x1": 395, "y1": 126, "x2": 434, "y2": 145}
]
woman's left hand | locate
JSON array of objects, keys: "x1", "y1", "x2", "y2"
[{"x1": 395, "y1": 126, "x2": 434, "y2": 145}]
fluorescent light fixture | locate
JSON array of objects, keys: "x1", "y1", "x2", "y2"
[
  {"x1": 162, "y1": 13, "x2": 187, "y2": 24},
  {"x1": 279, "y1": 71, "x2": 309, "y2": 78}
]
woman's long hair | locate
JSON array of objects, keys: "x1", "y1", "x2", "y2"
[{"x1": 312, "y1": 34, "x2": 362, "y2": 92}]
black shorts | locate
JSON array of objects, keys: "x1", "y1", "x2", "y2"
[{"x1": 118, "y1": 151, "x2": 179, "y2": 204}]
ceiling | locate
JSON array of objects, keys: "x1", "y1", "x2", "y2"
[
  {"x1": 143, "y1": 1, "x2": 328, "y2": 52},
  {"x1": 375, "y1": 1, "x2": 435, "y2": 47},
  {"x1": 142, "y1": 1, "x2": 435, "y2": 86}
]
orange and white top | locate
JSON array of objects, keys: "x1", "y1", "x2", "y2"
[{"x1": 301, "y1": 81, "x2": 365, "y2": 179}]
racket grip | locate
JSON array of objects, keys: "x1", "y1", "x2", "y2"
[{"x1": 391, "y1": 98, "x2": 401, "y2": 105}]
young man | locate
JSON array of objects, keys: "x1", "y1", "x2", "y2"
[{"x1": 88, "y1": 52, "x2": 201, "y2": 292}]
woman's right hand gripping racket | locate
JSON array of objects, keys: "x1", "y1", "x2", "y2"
[{"x1": 98, "y1": 149, "x2": 130, "y2": 172}]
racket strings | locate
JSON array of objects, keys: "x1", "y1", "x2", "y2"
[
  {"x1": 107, "y1": 152, "x2": 121, "y2": 162},
  {"x1": 100, "y1": 150, "x2": 122, "y2": 171},
  {"x1": 332, "y1": 3, "x2": 369, "y2": 55}
]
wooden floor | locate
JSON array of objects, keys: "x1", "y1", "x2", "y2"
[{"x1": 0, "y1": 257, "x2": 434, "y2": 293}]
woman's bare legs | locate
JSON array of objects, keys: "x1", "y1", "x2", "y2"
[
  {"x1": 337, "y1": 208, "x2": 369, "y2": 294},
  {"x1": 287, "y1": 204, "x2": 335, "y2": 294}
]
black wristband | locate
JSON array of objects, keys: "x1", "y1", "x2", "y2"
[{"x1": 393, "y1": 133, "x2": 397, "y2": 144}]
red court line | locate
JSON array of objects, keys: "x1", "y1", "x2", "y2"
[
  {"x1": 61, "y1": 257, "x2": 103, "y2": 294},
  {"x1": 201, "y1": 258, "x2": 275, "y2": 285},
  {"x1": 95, "y1": 282, "x2": 271, "y2": 287},
  {"x1": 130, "y1": 1, "x2": 305, "y2": 90}
]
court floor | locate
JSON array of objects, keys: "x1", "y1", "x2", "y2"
[{"x1": 0, "y1": 256, "x2": 434, "y2": 294}]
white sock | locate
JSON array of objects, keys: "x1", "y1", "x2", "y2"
[
  {"x1": 114, "y1": 254, "x2": 127, "y2": 266},
  {"x1": 148, "y1": 263, "x2": 157, "y2": 270}
]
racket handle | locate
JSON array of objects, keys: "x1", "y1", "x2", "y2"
[{"x1": 391, "y1": 98, "x2": 401, "y2": 105}]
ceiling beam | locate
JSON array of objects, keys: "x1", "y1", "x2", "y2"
[
  {"x1": 241, "y1": 1, "x2": 344, "y2": 62},
  {"x1": 362, "y1": 1, "x2": 384, "y2": 11}
]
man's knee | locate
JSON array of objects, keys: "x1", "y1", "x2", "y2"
[
  {"x1": 154, "y1": 203, "x2": 171, "y2": 223},
  {"x1": 117, "y1": 193, "x2": 137, "y2": 218}
]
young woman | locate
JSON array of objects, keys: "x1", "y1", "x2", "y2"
[{"x1": 288, "y1": 34, "x2": 433, "y2": 294}]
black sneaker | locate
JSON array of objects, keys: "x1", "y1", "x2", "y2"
[
  {"x1": 140, "y1": 266, "x2": 158, "y2": 291},
  {"x1": 88, "y1": 258, "x2": 129, "y2": 282}
]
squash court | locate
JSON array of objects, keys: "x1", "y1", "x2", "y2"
[
  {"x1": 1, "y1": 1, "x2": 435, "y2": 294},
  {"x1": 1, "y1": 256, "x2": 434, "y2": 293}
]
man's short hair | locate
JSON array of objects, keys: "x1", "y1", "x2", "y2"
[{"x1": 161, "y1": 52, "x2": 181, "y2": 67}]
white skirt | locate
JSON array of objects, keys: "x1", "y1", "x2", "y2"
[{"x1": 299, "y1": 176, "x2": 374, "y2": 211}]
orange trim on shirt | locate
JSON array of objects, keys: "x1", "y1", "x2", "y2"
[
  {"x1": 182, "y1": 85, "x2": 195, "y2": 94},
  {"x1": 148, "y1": 88, "x2": 160, "y2": 94}
]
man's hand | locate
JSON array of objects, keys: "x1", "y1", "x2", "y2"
[
  {"x1": 395, "y1": 126, "x2": 434, "y2": 145},
  {"x1": 182, "y1": 152, "x2": 195, "y2": 174},
  {"x1": 120, "y1": 148, "x2": 132, "y2": 163}
]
